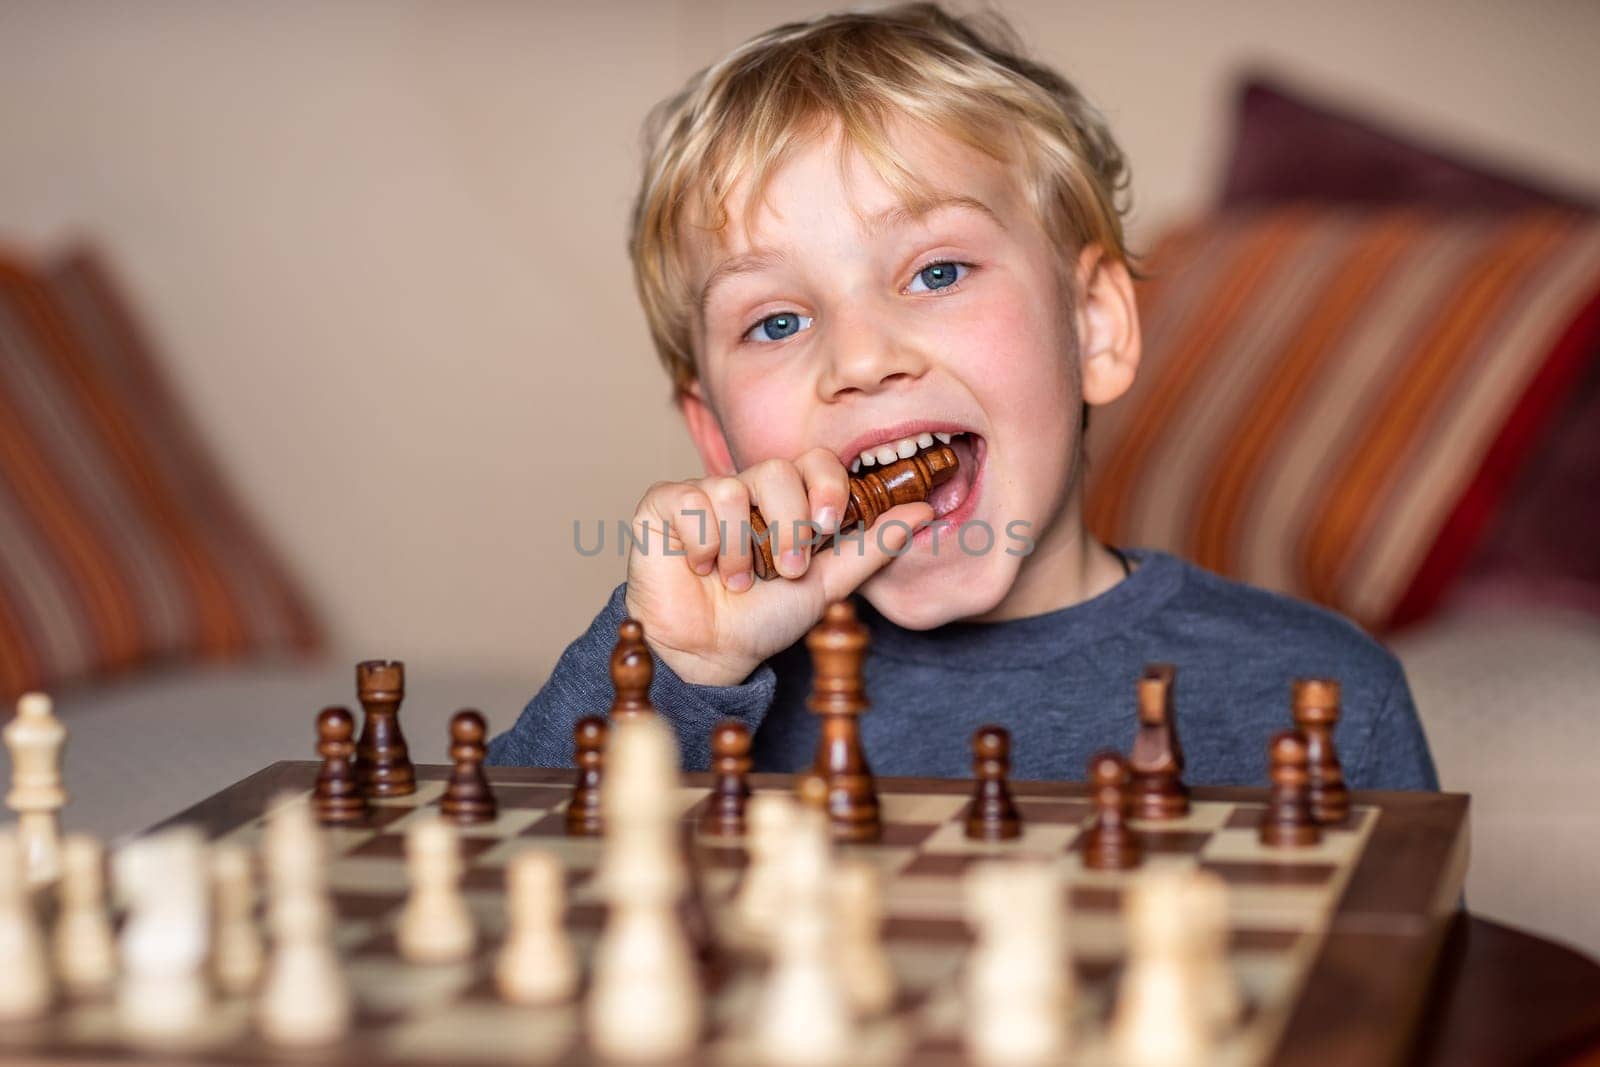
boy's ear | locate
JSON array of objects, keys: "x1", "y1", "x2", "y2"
[
  {"x1": 1073, "y1": 242, "x2": 1141, "y2": 408},
  {"x1": 677, "y1": 381, "x2": 737, "y2": 477}
]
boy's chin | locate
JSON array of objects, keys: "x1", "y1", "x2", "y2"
[{"x1": 859, "y1": 552, "x2": 1014, "y2": 631}]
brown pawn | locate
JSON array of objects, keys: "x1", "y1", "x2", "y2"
[
  {"x1": 807, "y1": 601, "x2": 881, "y2": 843},
  {"x1": 700, "y1": 721, "x2": 752, "y2": 837},
  {"x1": 1292, "y1": 678, "x2": 1351, "y2": 826},
  {"x1": 566, "y1": 716, "x2": 606, "y2": 836},
  {"x1": 1260, "y1": 730, "x2": 1322, "y2": 847},
  {"x1": 1082, "y1": 751, "x2": 1142, "y2": 870},
  {"x1": 354, "y1": 659, "x2": 415, "y2": 797},
  {"x1": 312, "y1": 706, "x2": 368, "y2": 825},
  {"x1": 1129, "y1": 664, "x2": 1190, "y2": 819},
  {"x1": 609, "y1": 619, "x2": 654, "y2": 721},
  {"x1": 441, "y1": 709, "x2": 497, "y2": 824},
  {"x1": 964, "y1": 725, "x2": 1022, "y2": 841}
]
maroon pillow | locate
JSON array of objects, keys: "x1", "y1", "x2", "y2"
[
  {"x1": 1220, "y1": 78, "x2": 1595, "y2": 213},
  {"x1": 1214, "y1": 76, "x2": 1600, "y2": 624}
]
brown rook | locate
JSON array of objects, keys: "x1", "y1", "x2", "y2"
[
  {"x1": 807, "y1": 601, "x2": 881, "y2": 842},
  {"x1": 1129, "y1": 663, "x2": 1189, "y2": 819},
  {"x1": 964, "y1": 724, "x2": 1022, "y2": 841},
  {"x1": 1260, "y1": 730, "x2": 1322, "y2": 848},
  {"x1": 312, "y1": 706, "x2": 368, "y2": 825},
  {"x1": 441, "y1": 709, "x2": 497, "y2": 824},
  {"x1": 1082, "y1": 750, "x2": 1142, "y2": 870},
  {"x1": 1292, "y1": 678, "x2": 1351, "y2": 826},
  {"x1": 609, "y1": 619, "x2": 654, "y2": 721},
  {"x1": 700, "y1": 720, "x2": 752, "y2": 837},
  {"x1": 354, "y1": 659, "x2": 415, "y2": 797},
  {"x1": 750, "y1": 444, "x2": 958, "y2": 580},
  {"x1": 566, "y1": 716, "x2": 606, "y2": 837}
]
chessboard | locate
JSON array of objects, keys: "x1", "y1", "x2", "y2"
[{"x1": 0, "y1": 758, "x2": 1467, "y2": 1067}]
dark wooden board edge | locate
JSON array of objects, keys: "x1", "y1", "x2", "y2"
[{"x1": 1273, "y1": 790, "x2": 1470, "y2": 1066}]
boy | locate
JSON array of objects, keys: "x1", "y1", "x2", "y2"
[{"x1": 487, "y1": 3, "x2": 1437, "y2": 791}]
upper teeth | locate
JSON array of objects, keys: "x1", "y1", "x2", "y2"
[{"x1": 850, "y1": 431, "x2": 965, "y2": 474}]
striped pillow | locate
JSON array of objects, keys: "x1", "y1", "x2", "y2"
[
  {"x1": 1086, "y1": 208, "x2": 1600, "y2": 632},
  {"x1": 0, "y1": 246, "x2": 321, "y2": 700}
]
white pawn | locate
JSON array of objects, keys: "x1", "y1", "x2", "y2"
[
  {"x1": 832, "y1": 859, "x2": 895, "y2": 1017},
  {"x1": 963, "y1": 859, "x2": 1070, "y2": 1066},
  {"x1": 586, "y1": 716, "x2": 701, "y2": 1061},
  {"x1": 256, "y1": 795, "x2": 350, "y2": 1046},
  {"x1": 1110, "y1": 868, "x2": 1212, "y2": 1067},
  {"x1": 115, "y1": 826, "x2": 210, "y2": 1042},
  {"x1": 54, "y1": 833, "x2": 116, "y2": 998},
  {"x1": 5, "y1": 692, "x2": 66, "y2": 887},
  {"x1": 396, "y1": 815, "x2": 475, "y2": 963},
  {"x1": 0, "y1": 828, "x2": 52, "y2": 1019},
  {"x1": 734, "y1": 792, "x2": 795, "y2": 943},
  {"x1": 755, "y1": 806, "x2": 853, "y2": 1066},
  {"x1": 495, "y1": 848, "x2": 577, "y2": 1004},
  {"x1": 211, "y1": 843, "x2": 264, "y2": 995}
]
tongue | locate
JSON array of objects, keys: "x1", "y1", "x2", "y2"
[{"x1": 925, "y1": 436, "x2": 978, "y2": 517}]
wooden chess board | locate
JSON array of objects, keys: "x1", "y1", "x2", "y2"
[{"x1": 12, "y1": 762, "x2": 1468, "y2": 1066}]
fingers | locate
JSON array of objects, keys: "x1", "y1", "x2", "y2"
[
  {"x1": 634, "y1": 481, "x2": 723, "y2": 578},
  {"x1": 806, "y1": 501, "x2": 934, "y2": 602},
  {"x1": 745, "y1": 448, "x2": 850, "y2": 580}
]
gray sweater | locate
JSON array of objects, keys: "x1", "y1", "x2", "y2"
[{"x1": 486, "y1": 548, "x2": 1439, "y2": 791}]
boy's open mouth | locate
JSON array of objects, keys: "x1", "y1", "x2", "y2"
[{"x1": 842, "y1": 427, "x2": 984, "y2": 522}]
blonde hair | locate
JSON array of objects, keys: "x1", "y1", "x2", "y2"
[{"x1": 628, "y1": 1, "x2": 1135, "y2": 401}]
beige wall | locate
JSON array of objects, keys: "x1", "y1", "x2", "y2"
[{"x1": 1, "y1": 0, "x2": 1596, "y2": 681}]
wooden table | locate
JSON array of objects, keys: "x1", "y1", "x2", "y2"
[{"x1": 1414, "y1": 913, "x2": 1600, "y2": 1066}]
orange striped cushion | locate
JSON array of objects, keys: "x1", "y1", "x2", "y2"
[
  {"x1": 1086, "y1": 208, "x2": 1600, "y2": 632},
  {"x1": 0, "y1": 246, "x2": 320, "y2": 700}
]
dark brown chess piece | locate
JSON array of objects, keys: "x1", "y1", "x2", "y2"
[
  {"x1": 353, "y1": 659, "x2": 416, "y2": 797},
  {"x1": 609, "y1": 619, "x2": 654, "y2": 721},
  {"x1": 1260, "y1": 730, "x2": 1322, "y2": 847},
  {"x1": 699, "y1": 720, "x2": 752, "y2": 837},
  {"x1": 807, "y1": 601, "x2": 881, "y2": 842},
  {"x1": 1292, "y1": 678, "x2": 1351, "y2": 826},
  {"x1": 964, "y1": 724, "x2": 1022, "y2": 841},
  {"x1": 312, "y1": 706, "x2": 368, "y2": 825},
  {"x1": 750, "y1": 444, "x2": 958, "y2": 580},
  {"x1": 1129, "y1": 664, "x2": 1190, "y2": 820},
  {"x1": 441, "y1": 709, "x2": 497, "y2": 824},
  {"x1": 1082, "y1": 750, "x2": 1142, "y2": 870},
  {"x1": 566, "y1": 716, "x2": 606, "y2": 836}
]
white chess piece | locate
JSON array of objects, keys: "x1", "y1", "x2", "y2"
[
  {"x1": 1110, "y1": 868, "x2": 1212, "y2": 1066},
  {"x1": 831, "y1": 859, "x2": 896, "y2": 1017},
  {"x1": 495, "y1": 848, "x2": 578, "y2": 1004},
  {"x1": 1185, "y1": 870, "x2": 1241, "y2": 1030},
  {"x1": 54, "y1": 833, "x2": 116, "y2": 998},
  {"x1": 0, "y1": 828, "x2": 52, "y2": 1019},
  {"x1": 755, "y1": 806, "x2": 853, "y2": 1066},
  {"x1": 5, "y1": 692, "x2": 66, "y2": 886},
  {"x1": 396, "y1": 815, "x2": 476, "y2": 963},
  {"x1": 586, "y1": 716, "x2": 701, "y2": 1060},
  {"x1": 115, "y1": 826, "x2": 210, "y2": 1042},
  {"x1": 734, "y1": 792, "x2": 795, "y2": 943},
  {"x1": 963, "y1": 859, "x2": 1071, "y2": 1066},
  {"x1": 211, "y1": 843, "x2": 264, "y2": 995},
  {"x1": 256, "y1": 795, "x2": 351, "y2": 1046}
]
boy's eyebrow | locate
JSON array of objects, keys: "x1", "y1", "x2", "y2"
[{"x1": 697, "y1": 194, "x2": 1003, "y2": 316}]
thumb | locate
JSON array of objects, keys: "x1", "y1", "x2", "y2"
[{"x1": 805, "y1": 501, "x2": 934, "y2": 603}]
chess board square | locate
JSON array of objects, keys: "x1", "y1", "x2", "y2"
[
  {"x1": 1200, "y1": 860, "x2": 1337, "y2": 887},
  {"x1": 878, "y1": 791, "x2": 969, "y2": 824},
  {"x1": 518, "y1": 812, "x2": 576, "y2": 838},
  {"x1": 1132, "y1": 830, "x2": 1212, "y2": 855},
  {"x1": 333, "y1": 889, "x2": 403, "y2": 921},
  {"x1": 917, "y1": 819, "x2": 1078, "y2": 856},
  {"x1": 1202, "y1": 827, "x2": 1364, "y2": 866},
  {"x1": 899, "y1": 851, "x2": 1059, "y2": 878},
  {"x1": 882, "y1": 915, "x2": 971, "y2": 944},
  {"x1": 345, "y1": 832, "x2": 501, "y2": 862},
  {"x1": 875, "y1": 821, "x2": 942, "y2": 848},
  {"x1": 1221, "y1": 804, "x2": 1372, "y2": 832}
]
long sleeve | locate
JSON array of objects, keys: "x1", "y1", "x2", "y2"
[
  {"x1": 484, "y1": 582, "x2": 779, "y2": 770},
  {"x1": 1347, "y1": 663, "x2": 1440, "y2": 791}
]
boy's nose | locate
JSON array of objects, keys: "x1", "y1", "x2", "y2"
[{"x1": 817, "y1": 321, "x2": 929, "y2": 397}]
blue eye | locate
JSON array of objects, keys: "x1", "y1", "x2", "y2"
[
  {"x1": 909, "y1": 260, "x2": 967, "y2": 293},
  {"x1": 742, "y1": 312, "x2": 813, "y2": 345}
]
